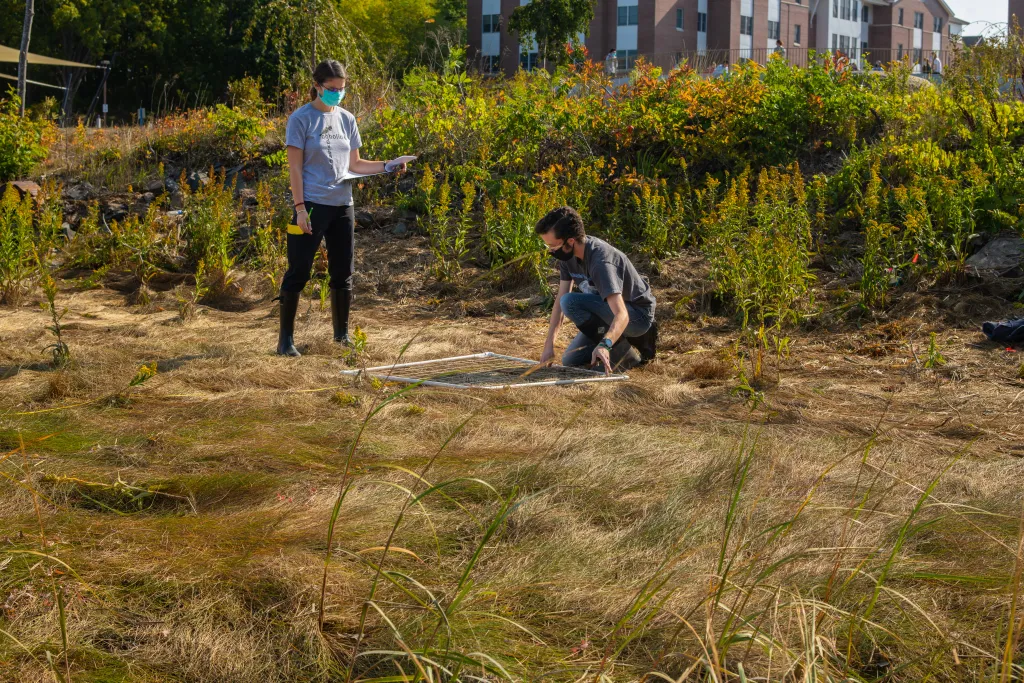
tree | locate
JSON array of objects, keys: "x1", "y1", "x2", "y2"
[
  {"x1": 343, "y1": 0, "x2": 438, "y2": 69},
  {"x1": 434, "y1": 0, "x2": 466, "y2": 31},
  {"x1": 506, "y1": 0, "x2": 594, "y2": 69}
]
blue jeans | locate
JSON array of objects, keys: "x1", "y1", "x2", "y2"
[{"x1": 559, "y1": 292, "x2": 653, "y2": 367}]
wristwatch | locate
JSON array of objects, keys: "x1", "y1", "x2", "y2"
[{"x1": 598, "y1": 337, "x2": 614, "y2": 351}]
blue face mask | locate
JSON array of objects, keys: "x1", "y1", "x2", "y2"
[{"x1": 319, "y1": 87, "x2": 344, "y2": 107}]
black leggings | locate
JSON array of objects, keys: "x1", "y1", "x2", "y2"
[{"x1": 281, "y1": 202, "x2": 354, "y2": 293}]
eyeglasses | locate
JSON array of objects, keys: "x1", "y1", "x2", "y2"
[{"x1": 320, "y1": 85, "x2": 345, "y2": 93}]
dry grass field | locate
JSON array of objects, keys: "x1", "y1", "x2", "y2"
[{"x1": 3, "y1": 228, "x2": 1023, "y2": 682}]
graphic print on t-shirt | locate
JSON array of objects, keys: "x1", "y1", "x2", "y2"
[{"x1": 321, "y1": 122, "x2": 337, "y2": 169}]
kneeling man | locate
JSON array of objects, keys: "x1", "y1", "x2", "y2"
[{"x1": 536, "y1": 206, "x2": 658, "y2": 373}]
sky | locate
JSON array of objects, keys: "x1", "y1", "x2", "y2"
[{"x1": 944, "y1": 0, "x2": 1010, "y2": 35}]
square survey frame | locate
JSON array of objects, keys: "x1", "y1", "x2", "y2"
[{"x1": 341, "y1": 352, "x2": 629, "y2": 389}]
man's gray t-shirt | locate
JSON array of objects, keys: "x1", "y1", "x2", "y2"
[
  {"x1": 557, "y1": 237, "x2": 656, "y2": 313},
  {"x1": 285, "y1": 103, "x2": 362, "y2": 207}
]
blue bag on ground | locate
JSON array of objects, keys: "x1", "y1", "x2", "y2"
[{"x1": 982, "y1": 319, "x2": 1024, "y2": 344}]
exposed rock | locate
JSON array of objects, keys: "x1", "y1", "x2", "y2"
[
  {"x1": 966, "y1": 237, "x2": 1024, "y2": 276},
  {"x1": 187, "y1": 171, "x2": 210, "y2": 192},
  {"x1": 7, "y1": 180, "x2": 40, "y2": 199},
  {"x1": 105, "y1": 202, "x2": 129, "y2": 220},
  {"x1": 392, "y1": 222, "x2": 409, "y2": 237},
  {"x1": 355, "y1": 209, "x2": 375, "y2": 229},
  {"x1": 907, "y1": 75, "x2": 935, "y2": 92},
  {"x1": 66, "y1": 182, "x2": 97, "y2": 201},
  {"x1": 145, "y1": 178, "x2": 166, "y2": 193}
]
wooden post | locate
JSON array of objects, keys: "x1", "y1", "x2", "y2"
[{"x1": 18, "y1": 0, "x2": 35, "y2": 117}]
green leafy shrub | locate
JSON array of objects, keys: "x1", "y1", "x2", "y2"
[
  {"x1": 209, "y1": 104, "x2": 269, "y2": 161},
  {"x1": 0, "y1": 184, "x2": 34, "y2": 303},
  {"x1": 701, "y1": 165, "x2": 815, "y2": 328},
  {"x1": 182, "y1": 168, "x2": 237, "y2": 278},
  {"x1": 0, "y1": 90, "x2": 53, "y2": 182}
]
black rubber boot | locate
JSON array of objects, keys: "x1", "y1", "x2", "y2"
[
  {"x1": 575, "y1": 317, "x2": 607, "y2": 345},
  {"x1": 331, "y1": 288, "x2": 352, "y2": 345},
  {"x1": 276, "y1": 290, "x2": 301, "y2": 357},
  {"x1": 627, "y1": 321, "x2": 658, "y2": 364},
  {"x1": 611, "y1": 340, "x2": 642, "y2": 371}
]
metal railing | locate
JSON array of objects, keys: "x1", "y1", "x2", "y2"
[
  {"x1": 467, "y1": 47, "x2": 956, "y2": 76},
  {"x1": 625, "y1": 48, "x2": 955, "y2": 74}
]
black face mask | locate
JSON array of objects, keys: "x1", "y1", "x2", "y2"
[{"x1": 549, "y1": 241, "x2": 575, "y2": 261}]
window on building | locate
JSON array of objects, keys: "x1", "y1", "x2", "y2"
[
  {"x1": 852, "y1": 1, "x2": 858, "y2": 19},
  {"x1": 833, "y1": 0, "x2": 838, "y2": 18},
  {"x1": 483, "y1": 55, "x2": 500, "y2": 74},
  {"x1": 740, "y1": 15, "x2": 753, "y2": 36},
  {"x1": 862, "y1": 5, "x2": 869, "y2": 22},
  {"x1": 616, "y1": 49, "x2": 638, "y2": 71},
  {"x1": 914, "y1": 12, "x2": 923, "y2": 29},
  {"x1": 676, "y1": 8, "x2": 684, "y2": 30},
  {"x1": 697, "y1": 11, "x2": 707, "y2": 32},
  {"x1": 841, "y1": 0, "x2": 849, "y2": 20},
  {"x1": 795, "y1": 24, "x2": 801, "y2": 44},
  {"x1": 617, "y1": 5, "x2": 639, "y2": 26},
  {"x1": 832, "y1": 33, "x2": 838, "y2": 50},
  {"x1": 897, "y1": 43, "x2": 903, "y2": 59},
  {"x1": 482, "y1": 14, "x2": 500, "y2": 33},
  {"x1": 768, "y1": 20, "x2": 780, "y2": 40},
  {"x1": 898, "y1": 8, "x2": 904, "y2": 25},
  {"x1": 933, "y1": 16, "x2": 942, "y2": 32}
]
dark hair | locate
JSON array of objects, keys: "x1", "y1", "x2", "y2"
[
  {"x1": 535, "y1": 206, "x2": 585, "y2": 241},
  {"x1": 309, "y1": 59, "x2": 347, "y2": 101}
]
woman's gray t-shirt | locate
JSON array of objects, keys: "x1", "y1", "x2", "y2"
[
  {"x1": 285, "y1": 103, "x2": 362, "y2": 207},
  {"x1": 557, "y1": 237, "x2": 656, "y2": 313}
]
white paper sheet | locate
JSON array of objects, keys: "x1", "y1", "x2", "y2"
[{"x1": 341, "y1": 155, "x2": 417, "y2": 181}]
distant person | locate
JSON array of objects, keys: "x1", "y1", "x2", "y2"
[
  {"x1": 278, "y1": 59, "x2": 413, "y2": 356},
  {"x1": 535, "y1": 207, "x2": 658, "y2": 373},
  {"x1": 605, "y1": 49, "x2": 618, "y2": 75},
  {"x1": 711, "y1": 63, "x2": 727, "y2": 78},
  {"x1": 774, "y1": 39, "x2": 786, "y2": 58},
  {"x1": 931, "y1": 52, "x2": 943, "y2": 83},
  {"x1": 873, "y1": 60, "x2": 884, "y2": 72}
]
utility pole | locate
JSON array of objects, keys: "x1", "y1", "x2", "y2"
[
  {"x1": 101, "y1": 60, "x2": 110, "y2": 127},
  {"x1": 17, "y1": 0, "x2": 35, "y2": 117},
  {"x1": 310, "y1": 0, "x2": 318, "y2": 71}
]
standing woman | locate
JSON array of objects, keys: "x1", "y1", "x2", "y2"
[{"x1": 278, "y1": 59, "x2": 411, "y2": 356}]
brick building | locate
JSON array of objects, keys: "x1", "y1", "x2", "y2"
[
  {"x1": 1012, "y1": 0, "x2": 1024, "y2": 32},
  {"x1": 466, "y1": 0, "x2": 960, "y2": 76}
]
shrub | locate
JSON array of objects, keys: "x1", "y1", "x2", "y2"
[
  {"x1": 0, "y1": 90, "x2": 53, "y2": 182},
  {"x1": 701, "y1": 165, "x2": 815, "y2": 328},
  {"x1": 182, "y1": 168, "x2": 237, "y2": 279},
  {"x1": 0, "y1": 184, "x2": 34, "y2": 303},
  {"x1": 209, "y1": 104, "x2": 269, "y2": 161},
  {"x1": 607, "y1": 174, "x2": 688, "y2": 258}
]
